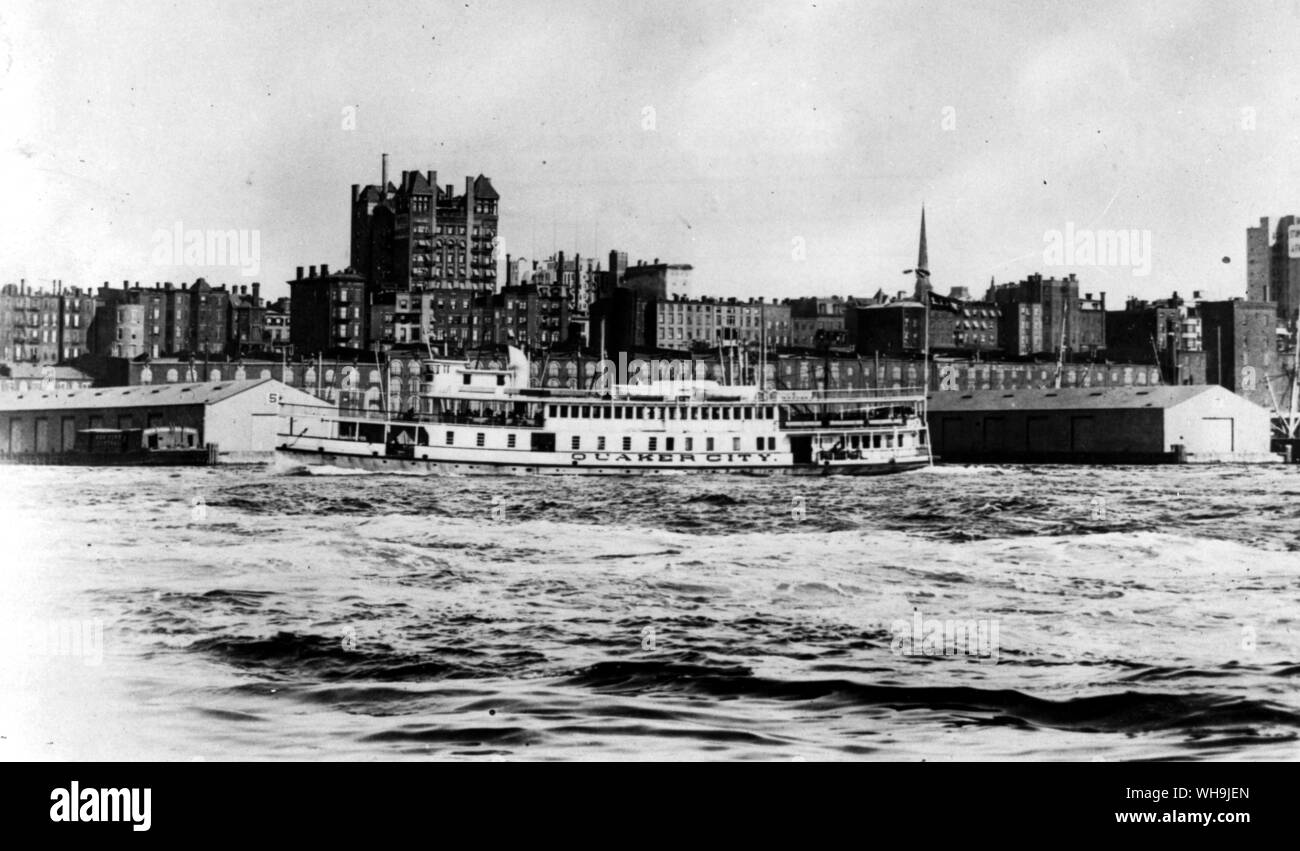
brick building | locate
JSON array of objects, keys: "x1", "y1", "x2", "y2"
[
  {"x1": 0, "y1": 281, "x2": 96, "y2": 364},
  {"x1": 1245, "y1": 215, "x2": 1300, "y2": 321},
  {"x1": 289, "y1": 265, "x2": 366, "y2": 355},
  {"x1": 349, "y1": 155, "x2": 500, "y2": 353}
]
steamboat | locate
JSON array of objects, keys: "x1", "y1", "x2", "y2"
[{"x1": 275, "y1": 348, "x2": 932, "y2": 475}]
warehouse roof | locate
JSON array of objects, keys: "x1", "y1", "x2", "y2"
[
  {"x1": 927, "y1": 384, "x2": 1244, "y2": 412},
  {"x1": 0, "y1": 378, "x2": 292, "y2": 412}
]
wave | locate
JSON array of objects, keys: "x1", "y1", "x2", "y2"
[{"x1": 562, "y1": 658, "x2": 1300, "y2": 736}]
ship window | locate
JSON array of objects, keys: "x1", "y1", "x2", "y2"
[
  {"x1": 648, "y1": 437, "x2": 657, "y2": 451},
  {"x1": 885, "y1": 434, "x2": 894, "y2": 448},
  {"x1": 666, "y1": 438, "x2": 674, "y2": 451},
  {"x1": 507, "y1": 434, "x2": 516, "y2": 448},
  {"x1": 614, "y1": 407, "x2": 623, "y2": 419},
  {"x1": 446, "y1": 431, "x2": 454, "y2": 445},
  {"x1": 745, "y1": 407, "x2": 753, "y2": 418},
  {"x1": 622, "y1": 436, "x2": 632, "y2": 451},
  {"x1": 571, "y1": 436, "x2": 580, "y2": 450},
  {"x1": 723, "y1": 407, "x2": 731, "y2": 420},
  {"x1": 756, "y1": 437, "x2": 765, "y2": 451},
  {"x1": 706, "y1": 437, "x2": 715, "y2": 451},
  {"x1": 496, "y1": 375, "x2": 505, "y2": 386},
  {"x1": 685, "y1": 437, "x2": 693, "y2": 451},
  {"x1": 476, "y1": 432, "x2": 485, "y2": 447},
  {"x1": 581, "y1": 406, "x2": 590, "y2": 418},
  {"x1": 873, "y1": 434, "x2": 881, "y2": 449},
  {"x1": 597, "y1": 436, "x2": 606, "y2": 450},
  {"x1": 463, "y1": 374, "x2": 471, "y2": 385},
  {"x1": 690, "y1": 408, "x2": 698, "y2": 420},
  {"x1": 733, "y1": 437, "x2": 741, "y2": 451},
  {"x1": 549, "y1": 405, "x2": 556, "y2": 417}
]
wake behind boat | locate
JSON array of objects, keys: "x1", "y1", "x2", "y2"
[{"x1": 276, "y1": 347, "x2": 932, "y2": 475}]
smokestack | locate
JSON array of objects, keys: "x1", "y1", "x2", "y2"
[
  {"x1": 381, "y1": 153, "x2": 388, "y2": 188},
  {"x1": 252, "y1": 282, "x2": 260, "y2": 302},
  {"x1": 427, "y1": 171, "x2": 434, "y2": 186}
]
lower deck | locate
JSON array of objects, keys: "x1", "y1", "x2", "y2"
[{"x1": 277, "y1": 414, "x2": 931, "y2": 475}]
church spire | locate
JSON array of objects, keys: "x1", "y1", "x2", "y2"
[{"x1": 914, "y1": 205, "x2": 930, "y2": 300}]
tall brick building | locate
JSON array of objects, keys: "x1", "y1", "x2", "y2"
[
  {"x1": 349, "y1": 154, "x2": 500, "y2": 353},
  {"x1": 1245, "y1": 215, "x2": 1300, "y2": 321},
  {"x1": 289, "y1": 265, "x2": 366, "y2": 356}
]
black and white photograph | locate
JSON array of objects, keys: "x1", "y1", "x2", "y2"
[{"x1": 0, "y1": 0, "x2": 1294, "y2": 827}]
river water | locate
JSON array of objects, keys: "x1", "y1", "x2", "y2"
[{"x1": 1, "y1": 464, "x2": 1297, "y2": 760}]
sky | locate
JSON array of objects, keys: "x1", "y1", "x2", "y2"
[{"x1": 2, "y1": 0, "x2": 1299, "y2": 304}]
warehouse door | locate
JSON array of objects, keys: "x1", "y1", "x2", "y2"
[
  {"x1": 61, "y1": 417, "x2": 76, "y2": 451},
  {"x1": 982, "y1": 417, "x2": 1005, "y2": 452},
  {"x1": 941, "y1": 417, "x2": 965, "y2": 451},
  {"x1": 1198, "y1": 417, "x2": 1234, "y2": 453},
  {"x1": 1070, "y1": 416, "x2": 1095, "y2": 453},
  {"x1": 1026, "y1": 415, "x2": 1052, "y2": 453}
]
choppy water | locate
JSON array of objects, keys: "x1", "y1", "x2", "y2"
[{"x1": 1, "y1": 464, "x2": 1298, "y2": 760}]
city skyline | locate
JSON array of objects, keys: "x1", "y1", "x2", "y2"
[{"x1": 4, "y1": 0, "x2": 1297, "y2": 304}]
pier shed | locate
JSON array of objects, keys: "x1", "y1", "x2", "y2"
[
  {"x1": 927, "y1": 385, "x2": 1275, "y2": 463},
  {"x1": 0, "y1": 378, "x2": 324, "y2": 464}
]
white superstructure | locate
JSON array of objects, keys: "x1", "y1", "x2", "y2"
[{"x1": 276, "y1": 348, "x2": 932, "y2": 475}]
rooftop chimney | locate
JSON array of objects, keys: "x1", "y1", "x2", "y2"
[
  {"x1": 321, "y1": 263, "x2": 330, "y2": 276},
  {"x1": 352, "y1": 184, "x2": 359, "y2": 204},
  {"x1": 309, "y1": 265, "x2": 317, "y2": 278},
  {"x1": 296, "y1": 266, "x2": 304, "y2": 280},
  {"x1": 381, "y1": 153, "x2": 388, "y2": 188},
  {"x1": 252, "y1": 282, "x2": 260, "y2": 302}
]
